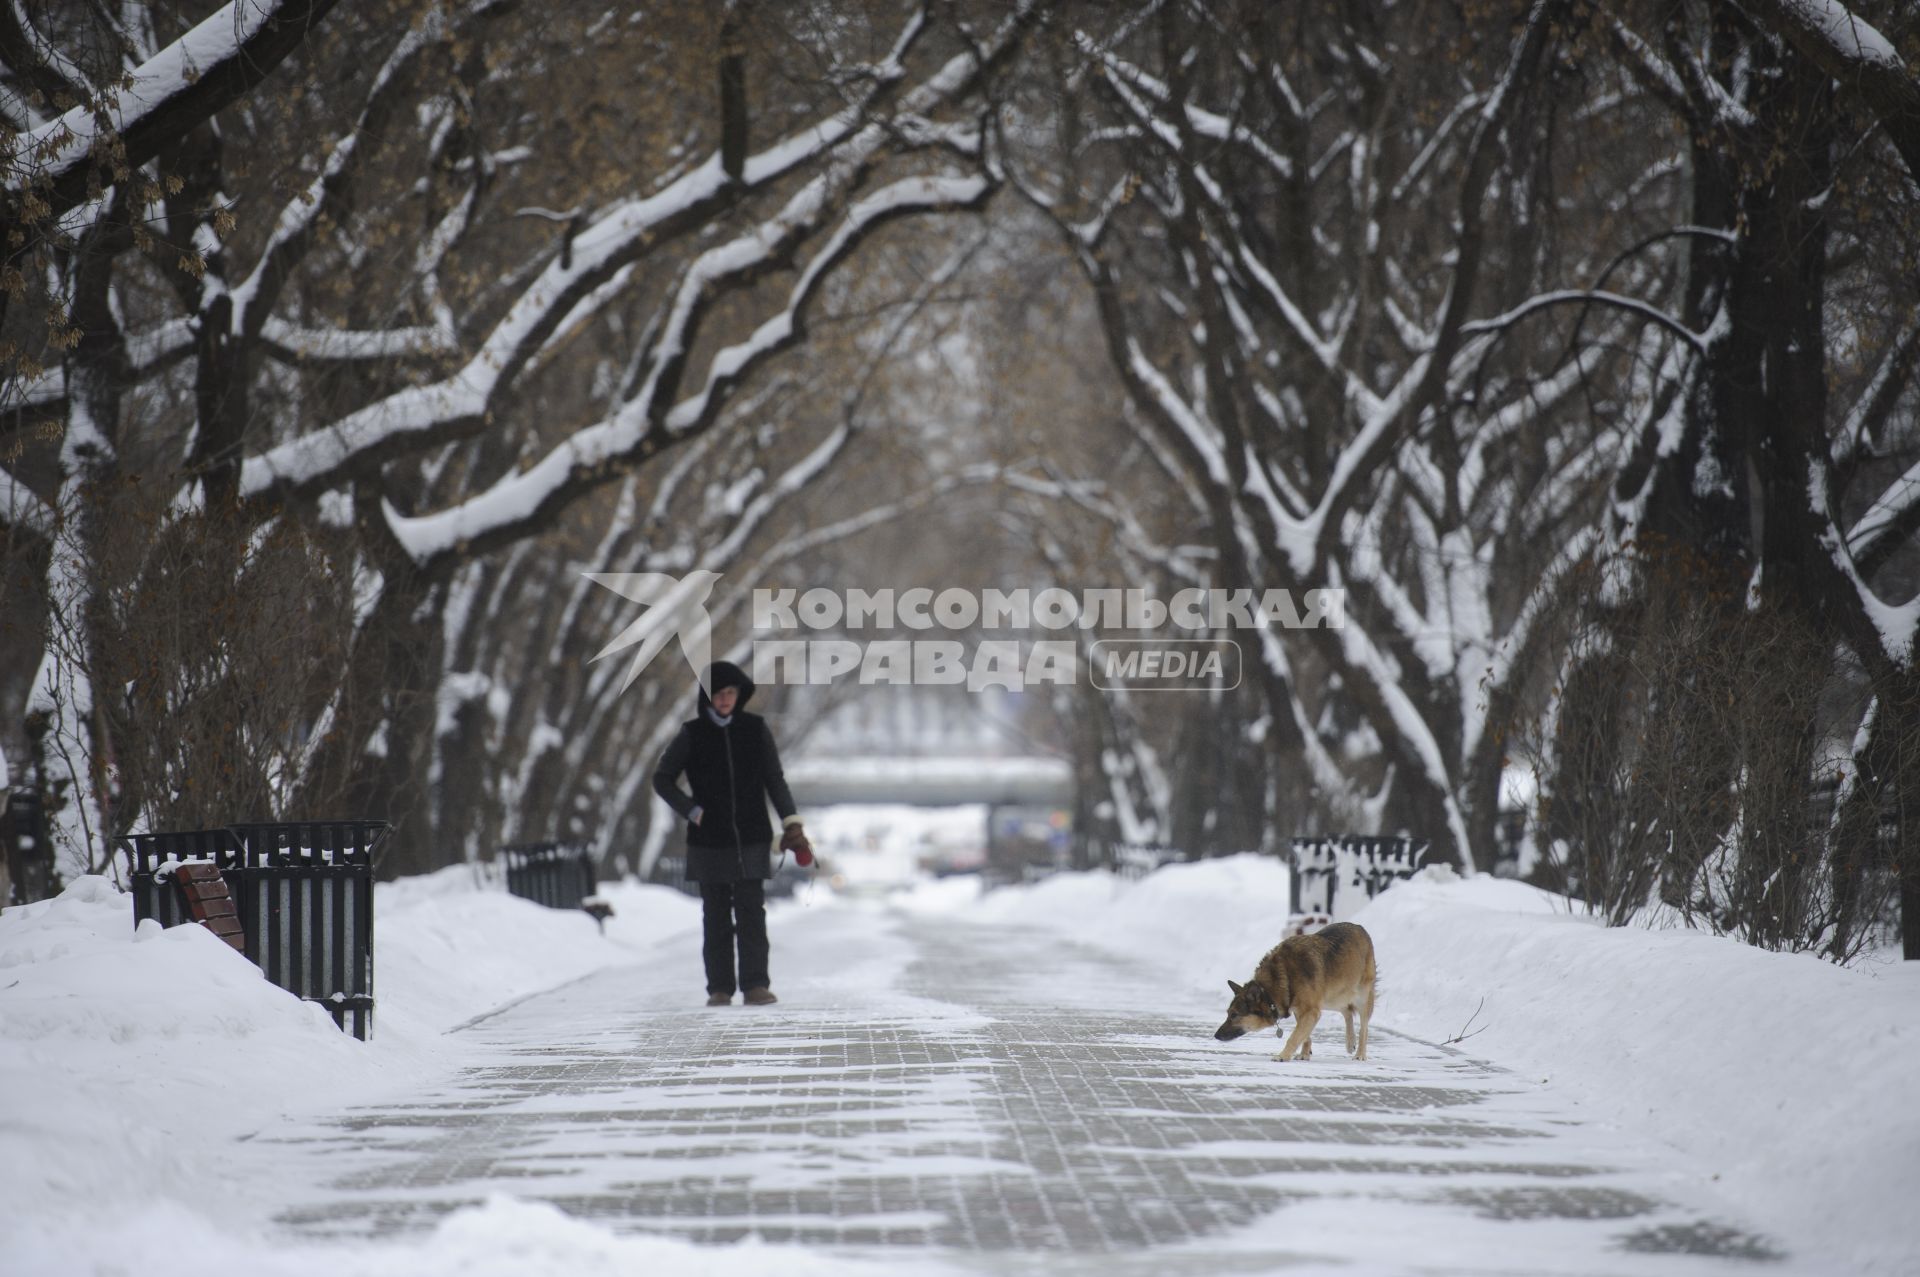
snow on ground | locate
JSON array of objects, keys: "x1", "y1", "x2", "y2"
[
  {"x1": 948, "y1": 855, "x2": 1920, "y2": 1275},
  {"x1": 1355, "y1": 869, "x2": 1920, "y2": 1277},
  {"x1": 3, "y1": 843, "x2": 1917, "y2": 1274},
  {"x1": 9, "y1": 1195, "x2": 953, "y2": 1277},
  {"x1": 0, "y1": 869, "x2": 844, "y2": 1276},
  {"x1": 1, "y1": 874, "x2": 374, "y2": 1241},
  {"x1": 374, "y1": 863, "x2": 700, "y2": 1034}
]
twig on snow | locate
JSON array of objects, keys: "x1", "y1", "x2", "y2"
[{"x1": 1442, "y1": 996, "x2": 1489, "y2": 1046}]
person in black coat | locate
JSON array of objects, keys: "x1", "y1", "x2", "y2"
[{"x1": 652, "y1": 660, "x2": 809, "y2": 1006}]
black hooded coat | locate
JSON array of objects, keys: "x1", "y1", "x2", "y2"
[{"x1": 650, "y1": 661, "x2": 797, "y2": 882}]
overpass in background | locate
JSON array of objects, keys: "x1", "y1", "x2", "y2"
[
  {"x1": 773, "y1": 690, "x2": 1079, "y2": 874},
  {"x1": 783, "y1": 755, "x2": 1074, "y2": 808}
]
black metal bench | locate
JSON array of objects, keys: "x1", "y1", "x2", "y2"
[
  {"x1": 499, "y1": 842, "x2": 612, "y2": 928},
  {"x1": 1289, "y1": 835, "x2": 1429, "y2": 917},
  {"x1": 124, "y1": 821, "x2": 388, "y2": 1040}
]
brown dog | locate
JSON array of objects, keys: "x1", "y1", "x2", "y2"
[{"x1": 1213, "y1": 921, "x2": 1377, "y2": 1061}]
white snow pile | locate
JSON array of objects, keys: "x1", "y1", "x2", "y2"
[
  {"x1": 373, "y1": 863, "x2": 698, "y2": 1034},
  {"x1": 4, "y1": 848, "x2": 1918, "y2": 1274},
  {"x1": 6, "y1": 1194, "x2": 938, "y2": 1277},
  {"x1": 961, "y1": 854, "x2": 1920, "y2": 1274},
  {"x1": 1, "y1": 867, "x2": 884, "y2": 1276}
]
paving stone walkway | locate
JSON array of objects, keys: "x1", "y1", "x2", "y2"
[{"x1": 253, "y1": 909, "x2": 1789, "y2": 1274}]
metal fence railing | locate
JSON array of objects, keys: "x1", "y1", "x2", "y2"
[
  {"x1": 3, "y1": 788, "x2": 53, "y2": 906},
  {"x1": 1112, "y1": 844, "x2": 1183, "y2": 881},
  {"x1": 1019, "y1": 860, "x2": 1067, "y2": 885},
  {"x1": 649, "y1": 853, "x2": 701, "y2": 897},
  {"x1": 124, "y1": 821, "x2": 388, "y2": 1040},
  {"x1": 500, "y1": 842, "x2": 598, "y2": 910},
  {"x1": 1289, "y1": 835, "x2": 1428, "y2": 917}
]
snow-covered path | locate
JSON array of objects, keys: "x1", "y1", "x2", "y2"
[{"x1": 232, "y1": 902, "x2": 1786, "y2": 1275}]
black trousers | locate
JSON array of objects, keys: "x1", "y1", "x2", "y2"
[{"x1": 699, "y1": 878, "x2": 769, "y2": 995}]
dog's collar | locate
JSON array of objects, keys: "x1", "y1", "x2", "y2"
[{"x1": 1253, "y1": 982, "x2": 1281, "y2": 1019}]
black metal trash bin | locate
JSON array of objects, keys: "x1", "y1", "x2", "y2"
[
  {"x1": 500, "y1": 841, "x2": 597, "y2": 910},
  {"x1": 124, "y1": 821, "x2": 388, "y2": 1040},
  {"x1": 1289, "y1": 835, "x2": 1429, "y2": 916}
]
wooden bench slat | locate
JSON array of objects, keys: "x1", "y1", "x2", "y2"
[{"x1": 168, "y1": 862, "x2": 247, "y2": 951}]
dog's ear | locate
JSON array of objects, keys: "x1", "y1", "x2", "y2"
[{"x1": 1228, "y1": 979, "x2": 1243, "y2": 995}]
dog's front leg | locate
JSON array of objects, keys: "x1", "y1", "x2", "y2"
[{"x1": 1273, "y1": 1009, "x2": 1319, "y2": 1061}]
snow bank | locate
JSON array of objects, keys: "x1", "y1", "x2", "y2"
[
  {"x1": 965, "y1": 854, "x2": 1296, "y2": 996},
  {"x1": 0, "y1": 875, "x2": 374, "y2": 1255},
  {"x1": 0, "y1": 868, "x2": 704, "y2": 1271},
  {"x1": 376, "y1": 864, "x2": 700, "y2": 1033},
  {"x1": 7, "y1": 851, "x2": 1917, "y2": 1272},
  {"x1": 1356, "y1": 869, "x2": 1920, "y2": 1276},
  {"x1": 7, "y1": 1194, "x2": 956, "y2": 1277},
  {"x1": 0, "y1": 874, "x2": 350, "y2": 1045},
  {"x1": 966, "y1": 855, "x2": 1920, "y2": 1273}
]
